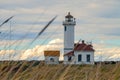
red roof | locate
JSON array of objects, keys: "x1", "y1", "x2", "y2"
[
  {"x1": 64, "y1": 51, "x2": 74, "y2": 56},
  {"x1": 64, "y1": 40, "x2": 95, "y2": 56},
  {"x1": 74, "y1": 43, "x2": 94, "y2": 51}
]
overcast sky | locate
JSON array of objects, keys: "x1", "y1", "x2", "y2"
[{"x1": 0, "y1": 0, "x2": 120, "y2": 61}]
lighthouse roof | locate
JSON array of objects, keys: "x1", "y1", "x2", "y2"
[{"x1": 65, "y1": 12, "x2": 73, "y2": 18}]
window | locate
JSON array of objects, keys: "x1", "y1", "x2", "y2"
[
  {"x1": 87, "y1": 55, "x2": 90, "y2": 62},
  {"x1": 68, "y1": 18, "x2": 71, "y2": 22},
  {"x1": 68, "y1": 56, "x2": 72, "y2": 61},
  {"x1": 50, "y1": 58, "x2": 54, "y2": 62},
  {"x1": 78, "y1": 54, "x2": 82, "y2": 62},
  {"x1": 64, "y1": 26, "x2": 67, "y2": 31}
]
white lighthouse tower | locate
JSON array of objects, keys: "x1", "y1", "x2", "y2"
[{"x1": 63, "y1": 12, "x2": 76, "y2": 58}]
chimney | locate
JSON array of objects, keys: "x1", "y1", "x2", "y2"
[{"x1": 82, "y1": 40, "x2": 85, "y2": 44}]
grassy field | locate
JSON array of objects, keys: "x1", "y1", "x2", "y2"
[{"x1": 0, "y1": 61, "x2": 120, "y2": 80}]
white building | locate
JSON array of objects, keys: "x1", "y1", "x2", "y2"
[
  {"x1": 63, "y1": 12, "x2": 95, "y2": 65},
  {"x1": 64, "y1": 40, "x2": 95, "y2": 64},
  {"x1": 44, "y1": 50, "x2": 60, "y2": 64}
]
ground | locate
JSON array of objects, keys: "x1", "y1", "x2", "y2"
[{"x1": 0, "y1": 61, "x2": 120, "y2": 80}]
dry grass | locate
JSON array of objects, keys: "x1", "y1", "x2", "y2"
[{"x1": 0, "y1": 61, "x2": 120, "y2": 80}]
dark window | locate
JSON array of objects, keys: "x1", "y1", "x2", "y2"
[
  {"x1": 87, "y1": 55, "x2": 90, "y2": 62},
  {"x1": 50, "y1": 58, "x2": 54, "y2": 62},
  {"x1": 68, "y1": 56, "x2": 72, "y2": 61},
  {"x1": 64, "y1": 26, "x2": 67, "y2": 31},
  {"x1": 68, "y1": 18, "x2": 71, "y2": 22},
  {"x1": 78, "y1": 55, "x2": 82, "y2": 62}
]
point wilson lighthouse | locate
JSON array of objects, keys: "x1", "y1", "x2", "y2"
[{"x1": 63, "y1": 12, "x2": 76, "y2": 60}]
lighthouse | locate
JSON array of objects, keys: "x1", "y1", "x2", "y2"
[
  {"x1": 63, "y1": 13, "x2": 94, "y2": 64},
  {"x1": 63, "y1": 12, "x2": 76, "y2": 55},
  {"x1": 43, "y1": 12, "x2": 95, "y2": 65}
]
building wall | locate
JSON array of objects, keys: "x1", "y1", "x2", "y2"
[
  {"x1": 45, "y1": 56, "x2": 59, "y2": 64},
  {"x1": 64, "y1": 55, "x2": 75, "y2": 64},
  {"x1": 74, "y1": 51, "x2": 94, "y2": 64}
]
